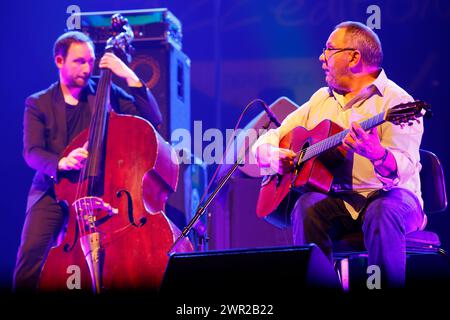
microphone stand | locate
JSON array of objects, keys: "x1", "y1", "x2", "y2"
[
  {"x1": 168, "y1": 158, "x2": 243, "y2": 255},
  {"x1": 168, "y1": 103, "x2": 281, "y2": 255}
]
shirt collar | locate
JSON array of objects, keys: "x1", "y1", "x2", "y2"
[
  {"x1": 371, "y1": 68, "x2": 388, "y2": 96},
  {"x1": 329, "y1": 68, "x2": 388, "y2": 109}
]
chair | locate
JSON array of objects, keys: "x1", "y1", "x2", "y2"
[{"x1": 333, "y1": 149, "x2": 448, "y2": 290}]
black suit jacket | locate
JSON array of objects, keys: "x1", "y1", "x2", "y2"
[{"x1": 23, "y1": 78, "x2": 162, "y2": 212}]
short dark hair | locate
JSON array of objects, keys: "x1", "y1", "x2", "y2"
[
  {"x1": 53, "y1": 31, "x2": 94, "y2": 59},
  {"x1": 334, "y1": 21, "x2": 383, "y2": 68}
]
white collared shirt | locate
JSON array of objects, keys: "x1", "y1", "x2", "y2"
[{"x1": 252, "y1": 69, "x2": 424, "y2": 220}]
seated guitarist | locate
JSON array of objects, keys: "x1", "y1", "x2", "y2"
[{"x1": 253, "y1": 21, "x2": 424, "y2": 288}]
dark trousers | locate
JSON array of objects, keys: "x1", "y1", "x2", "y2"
[
  {"x1": 290, "y1": 188, "x2": 424, "y2": 288},
  {"x1": 13, "y1": 189, "x2": 67, "y2": 291}
]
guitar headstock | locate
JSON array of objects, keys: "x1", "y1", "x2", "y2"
[{"x1": 386, "y1": 100, "x2": 432, "y2": 127}]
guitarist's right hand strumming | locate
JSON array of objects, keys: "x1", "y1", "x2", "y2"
[{"x1": 256, "y1": 144, "x2": 296, "y2": 174}]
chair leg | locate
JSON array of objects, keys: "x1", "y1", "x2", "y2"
[{"x1": 335, "y1": 258, "x2": 350, "y2": 292}]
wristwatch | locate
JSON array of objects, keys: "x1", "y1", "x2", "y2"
[{"x1": 371, "y1": 148, "x2": 388, "y2": 166}]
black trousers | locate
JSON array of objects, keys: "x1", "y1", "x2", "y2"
[
  {"x1": 13, "y1": 189, "x2": 68, "y2": 291},
  {"x1": 290, "y1": 188, "x2": 424, "y2": 288}
]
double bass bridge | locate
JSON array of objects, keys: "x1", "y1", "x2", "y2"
[{"x1": 73, "y1": 196, "x2": 119, "y2": 230}]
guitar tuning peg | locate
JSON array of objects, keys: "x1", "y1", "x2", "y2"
[
  {"x1": 416, "y1": 119, "x2": 421, "y2": 124},
  {"x1": 408, "y1": 121, "x2": 414, "y2": 126}
]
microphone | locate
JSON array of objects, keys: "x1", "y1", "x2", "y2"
[{"x1": 260, "y1": 100, "x2": 281, "y2": 127}]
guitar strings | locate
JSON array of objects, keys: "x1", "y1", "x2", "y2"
[{"x1": 293, "y1": 112, "x2": 385, "y2": 163}]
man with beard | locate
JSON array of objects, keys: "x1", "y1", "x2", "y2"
[
  {"x1": 253, "y1": 21, "x2": 425, "y2": 288},
  {"x1": 14, "y1": 31, "x2": 162, "y2": 290}
]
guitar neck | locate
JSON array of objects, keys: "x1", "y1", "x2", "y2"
[{"x1": 301, "y1": 111, "x2": 386, "y2": 162}]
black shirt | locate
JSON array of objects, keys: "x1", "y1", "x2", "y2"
[{"x1": 65, "y1": 101, "x2": 91, "y2": 143}]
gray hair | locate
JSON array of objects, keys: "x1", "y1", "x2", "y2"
[{"x1": 334, "y1": 21, "x2": 383, "y2": 68}]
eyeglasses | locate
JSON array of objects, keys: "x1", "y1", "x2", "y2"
[{"x1": 322, "y1": 47, "x2": 356, "y2": 64}]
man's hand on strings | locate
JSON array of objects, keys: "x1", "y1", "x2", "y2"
[
  {"x1": 99, "y1": 52, "x2": 142, "y2": 87},
  {"x1": 342, "y1": 122, "x2": 385, "y2": 161},
  {"x1": 58, "y1": 142, "x2": 88, "y2": 171}
]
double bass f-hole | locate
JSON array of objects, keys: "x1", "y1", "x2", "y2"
[{"x1": 116, "y1": 189, "x2": 146, "y2": 227}]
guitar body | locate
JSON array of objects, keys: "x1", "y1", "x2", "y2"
[{"x1": 256, "y1": 119, "x2": 345, "y2": 220}]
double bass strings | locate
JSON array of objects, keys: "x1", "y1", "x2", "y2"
[{"x1": 74, "y1": 67, "x2": 111, "y2": 234}]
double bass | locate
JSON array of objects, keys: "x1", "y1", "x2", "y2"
[{"x1": 39, "y1": 15, "x2": 192, "y2": 293}]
